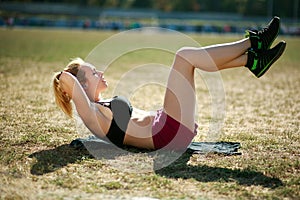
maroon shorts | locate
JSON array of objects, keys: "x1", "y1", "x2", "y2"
[{"x1": 152, "y1": 109, "x2": 197, "y2": 150}]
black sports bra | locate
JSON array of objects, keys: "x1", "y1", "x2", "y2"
[{"x1": 97, "y1": 96, "x2": 133, "y2": 148}]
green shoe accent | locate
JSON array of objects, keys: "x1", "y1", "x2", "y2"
[
  {"x1": 257, "y1": 42, "x2": 286, "y2": 77},
  {"x1": 258, "y1": 41, "x2": 262, "y2": 50},
  {"x1": 246, "y1": 41, "x2": 286, "y2": 78},
  {"x1": 251, "y1": 59, "x2": 258, "y2": 70},
  {"x1": 256, "y1": 41, "x2": 286, "y2": 78}
]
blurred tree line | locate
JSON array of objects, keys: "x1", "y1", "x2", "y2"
[{"x1": 3, "y1": 0, "x2": 299, "y2": 18}]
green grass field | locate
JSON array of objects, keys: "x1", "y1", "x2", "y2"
[{"x1": 0, "y1": 27, "x2": 299, "y2": 200}]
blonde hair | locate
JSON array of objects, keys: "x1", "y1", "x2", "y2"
[{"x1": 53, "y1": 58, "x2": 85, "y2": 118}]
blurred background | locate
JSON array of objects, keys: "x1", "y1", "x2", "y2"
[{"x1": 0, "y1": 0, "x2": 299, "y2": 35}]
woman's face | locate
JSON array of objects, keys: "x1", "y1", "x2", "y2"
[{"x1": 80, "y1": 64, "x2": 108, "y2": 101}]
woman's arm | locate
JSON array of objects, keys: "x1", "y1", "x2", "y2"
[{"x1": 59, "y1": 72, "x2": 110, "y2": 138}]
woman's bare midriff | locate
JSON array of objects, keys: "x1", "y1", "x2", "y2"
[{"x1": 123, "y1": 108, "x2": 156, "y2": 149}]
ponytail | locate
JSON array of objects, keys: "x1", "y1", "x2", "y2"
[
  {"x1": 53, "y1": 72, "x2": 72, "y2": 117},
  {"x1": 53, "y1": 58, "x2": 85, "y2": 118}
]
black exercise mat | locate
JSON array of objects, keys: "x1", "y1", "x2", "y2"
[
  {"x1": 187, "y1": 141, "x2": 241, "y2": 155},
  {"x1": 70, "y1": 136, "x2": 241, "y2": 155}
]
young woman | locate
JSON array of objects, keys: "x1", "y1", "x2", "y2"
[{"x1": 53, "y1": 17, "x2": 286, "y2": 151}]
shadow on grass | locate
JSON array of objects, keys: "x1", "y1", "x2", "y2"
[
  {"x1": 29, "y1": 144, "x2": 93, "y2": 175},
  {"x1": 29, "y1": 140, "x2": 145, "y2": 175},
  {"x1": 155, "y1": 151, "x2": 283, "y2": 189},
  {"x1": 29, "y1": 143, "x2": 283, "y2": 189}
]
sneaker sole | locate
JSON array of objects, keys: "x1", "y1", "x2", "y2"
[
  {"x1": 257, "y1": 41, "x2": 286, "y2": 78},
  {"x1": 266, "y1": 17, "x2": 280, "y2": 50}
]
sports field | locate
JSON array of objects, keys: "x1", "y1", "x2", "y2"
[{"x1": 0, "y1": 28, "x2": 299, "y2": 199}]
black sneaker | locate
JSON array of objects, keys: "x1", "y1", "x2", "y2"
[
  {"x1": 246, "y1": 16, "x2": 280, "y2": 52},
  {"x1": 246, "y1": 41, "x2": 286, "y2": 78}
]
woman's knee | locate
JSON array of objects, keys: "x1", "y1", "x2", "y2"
[
  {"x1": 175, "y1": 47, "x2": 189, "y2": 60},
  {"x1": 174, "y1": 47, "x2": 195, "y2": 68}
]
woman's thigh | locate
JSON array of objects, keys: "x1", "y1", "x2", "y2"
[{"x1": 163, "y1": 54, "x2": 196, "y2": 130}]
